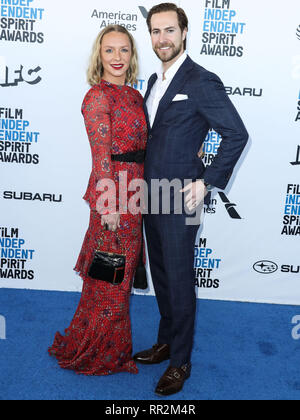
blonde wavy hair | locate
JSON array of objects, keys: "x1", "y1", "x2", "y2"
[{"x1": 87, "y1": 25, "x2": 139, "y2": 87}]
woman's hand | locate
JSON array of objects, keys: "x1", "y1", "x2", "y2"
[{"x1": 101, "y1": 213, "x2": 120, "y2": 232}]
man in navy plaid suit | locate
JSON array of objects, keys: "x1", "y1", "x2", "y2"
[{"x1": 134, "y1": 3, "x2": 249, "y2": 396}]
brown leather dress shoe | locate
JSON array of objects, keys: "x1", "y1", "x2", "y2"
[
  {"x1": 155, "y1": 364, "x2": 191, "y2": 396},
  {"x1": 133, "y1": 344, "x2": 170, "y2": 365}
]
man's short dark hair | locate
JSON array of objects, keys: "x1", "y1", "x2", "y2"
[{"x1": 146, "y1": 3, "x2": 189, "y2": 50}]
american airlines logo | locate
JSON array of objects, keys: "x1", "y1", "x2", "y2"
[
  {"x1": 218, "y1": 192, "x2": 242, "y2": 219},
  {"x1": 139, "y1": 6, "x2": 148, "y2": 19},
  {"x1": 296, "y1": 25, "x2": 300, "y2": 41}
]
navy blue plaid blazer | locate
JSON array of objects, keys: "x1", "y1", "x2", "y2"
[{"x1": 143, "y1": 55, "x2": 249, "y2": 191}]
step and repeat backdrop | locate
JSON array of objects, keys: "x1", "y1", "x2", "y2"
[{"x1": 0, "y1": 0, "x2": 299, "y2": 304}]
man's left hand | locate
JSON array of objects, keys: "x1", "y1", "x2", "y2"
[{"x1": 180, "y1": 180, "x2": 208, "y2": 212}]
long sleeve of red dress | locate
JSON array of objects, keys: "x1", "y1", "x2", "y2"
[{"x1": 82, "y1": 88, "x2": 117, "y2": 215}]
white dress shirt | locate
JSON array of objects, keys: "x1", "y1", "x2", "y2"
[{"x1": 146, "y1": 53, "x2": 187, "y2": 128}]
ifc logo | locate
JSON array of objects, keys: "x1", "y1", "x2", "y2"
[
  {"x1": 253, "y1": 261, "x2": 278, "y2": 274},
  {"x1": 297, "y1": 25, "x2": 300, "y2": 41}
]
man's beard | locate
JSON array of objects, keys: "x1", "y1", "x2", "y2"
[{"x1": 154, "y1": 42, "x2": 183, "y2": 63}]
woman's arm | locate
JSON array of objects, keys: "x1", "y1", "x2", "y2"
[{"x1": 82, "y1": 87, "x2": 118, "y2": 218}]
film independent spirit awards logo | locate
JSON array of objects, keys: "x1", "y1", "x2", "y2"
[
  {"x1": 0, "y1": 0, "x2": 45, "y2": 88},
  {"x1": 291, "y1": 27, "x2": 300, "y2": 163},
  {"x1": 292, "y1": 25, "x2": 300, "y2": 162}
]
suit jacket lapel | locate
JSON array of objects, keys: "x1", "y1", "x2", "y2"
[
  {"x1": 152, "y1": 56, "x2": 195, "y2": 131},
  {"x1": 143, "y1": 73, "x2": 158, "y2": 131}
]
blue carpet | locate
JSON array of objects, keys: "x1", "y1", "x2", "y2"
[{"x1": 0, "y1": 288, "x2": 300, "y2": 400}]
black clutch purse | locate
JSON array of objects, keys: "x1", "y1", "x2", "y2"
[{"x1": 88, "y1": 232, "x2": 126, "y2": 285}]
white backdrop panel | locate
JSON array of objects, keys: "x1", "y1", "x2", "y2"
[{"x1": 0, "y1": 0, "x2": 299, "y2": 304}]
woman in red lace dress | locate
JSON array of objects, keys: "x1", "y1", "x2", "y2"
[{"x1": 49, "y1": 26, "x2": 147, "y2": 375}]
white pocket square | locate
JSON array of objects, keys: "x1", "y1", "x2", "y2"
[{"x1": 173, "y1": 94, "x2": 189, "y2": 102}]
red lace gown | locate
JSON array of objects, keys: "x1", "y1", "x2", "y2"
[{"x1": 48, "y1": 80, "x2": 147, "y2": 375}]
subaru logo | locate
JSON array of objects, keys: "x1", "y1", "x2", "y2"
[{"x1": 253, "y1": 261, "x2": 278, "y2": 274}]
